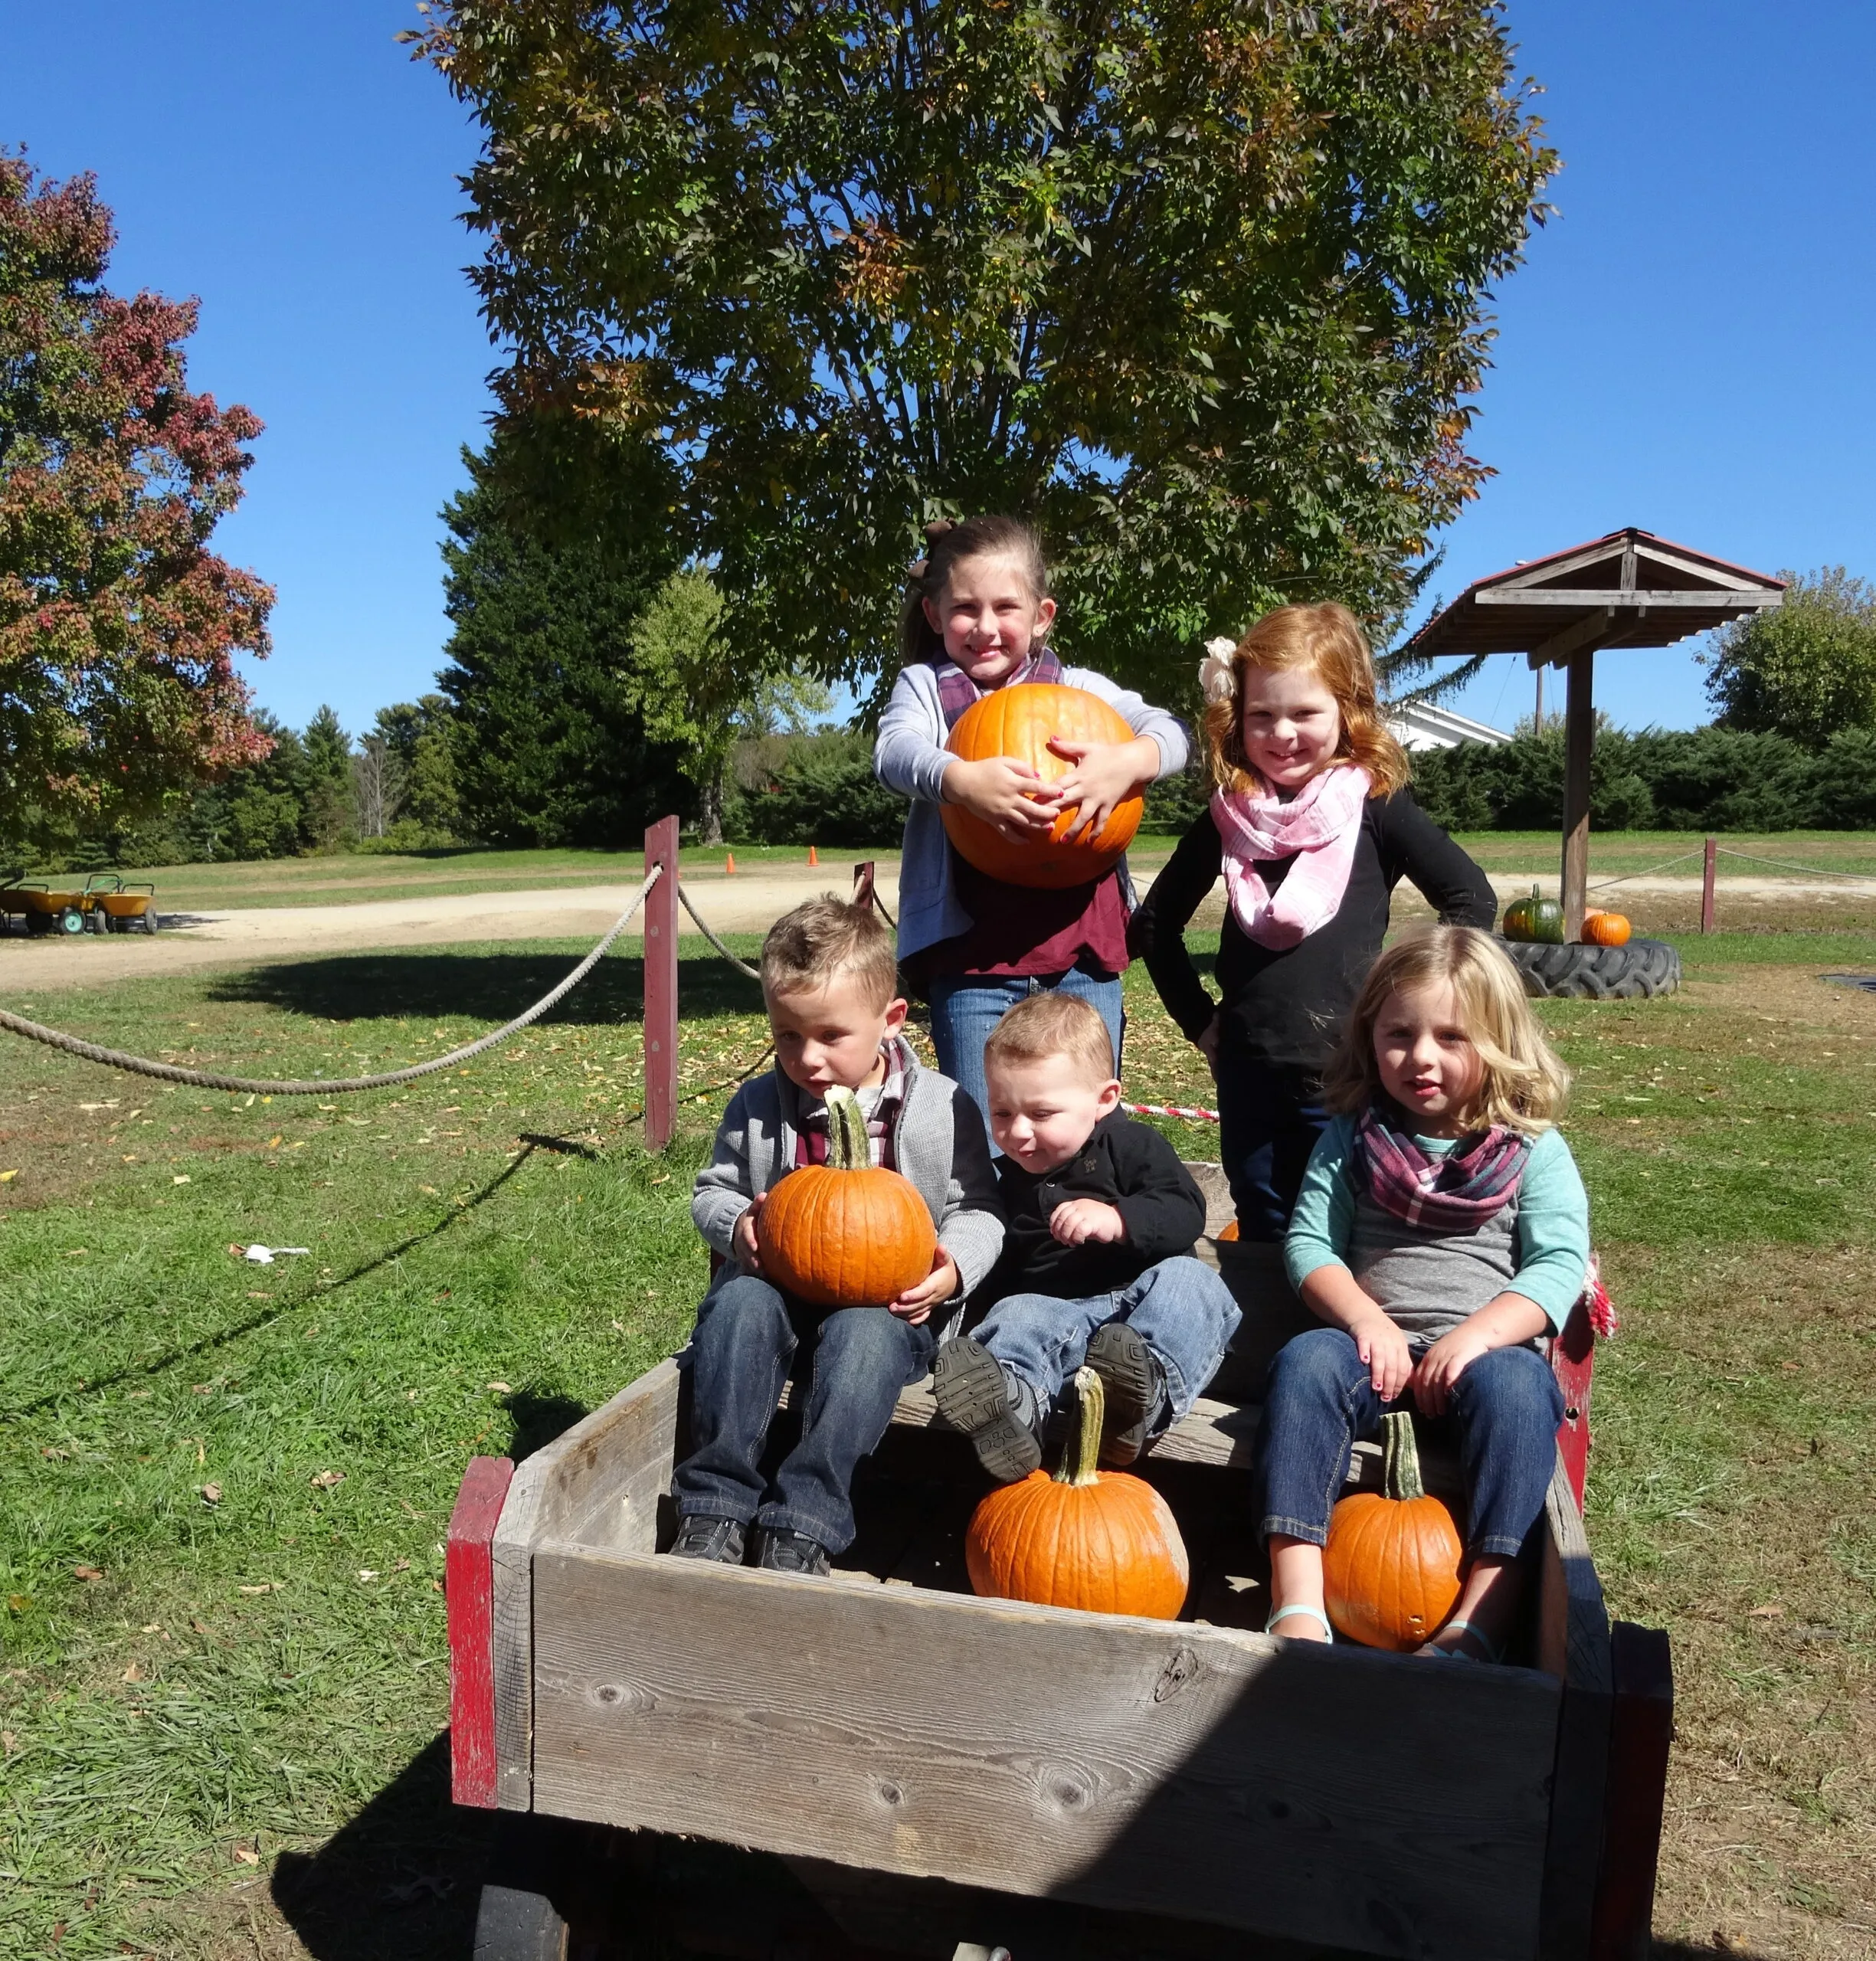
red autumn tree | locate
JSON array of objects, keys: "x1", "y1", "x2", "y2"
[{"x1": 0, "y1": 152, "x2": 273, "y2": 853}]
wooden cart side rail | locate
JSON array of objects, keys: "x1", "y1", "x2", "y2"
[
  {"x1": 1537, "y1": 1457, "x2": 1615, "y2": 1961},
  {"x1": 1590, "y1": 1622, "x2": 1673, "y2": 1961},
  {"x1": 445, "y1": 1454, "x2": 516, "y2": 1809},
  {"x1": 526, "y1": 1539, "x2": 1562, "y2": 1961}
]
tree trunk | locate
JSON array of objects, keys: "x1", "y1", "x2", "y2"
[{"x1": 699, "y1": 773, "x2": 724, "y2": 846}]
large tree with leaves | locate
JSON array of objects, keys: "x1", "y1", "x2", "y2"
[
  {"x1": 411, "y1": 1, "x2": 1553, "y2": 704},
  {"x1": 0, "y1": 154, "x2": 272, "y2": 852}
]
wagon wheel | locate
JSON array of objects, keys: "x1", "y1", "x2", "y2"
[
  {"x1": 57, "y1": 906, "x2": 86, "y2": 935},
  {"x1": 140, "y1": 910, "x2": 161, "y2": 935},
  {"x1": 473, "y1": 1882, "x2": 568, "y2": 1960}
]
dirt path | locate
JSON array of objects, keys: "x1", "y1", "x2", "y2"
[{"x1": 4, "y1": 868, "x2": 1872, "y2": 991}]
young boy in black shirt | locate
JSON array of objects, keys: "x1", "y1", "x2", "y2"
[{"x1": 934, "y1": 991, "x2": 1241, "y2": 1480}]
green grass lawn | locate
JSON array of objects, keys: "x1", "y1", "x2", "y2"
[
  {"x1": 2, "y1": 927, "x2": 1874, "y2": 1956},
  {"x1": 16, "y1": 829, "x2": 1874, "y2": 922}
]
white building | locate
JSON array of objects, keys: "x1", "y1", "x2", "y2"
[{"x1": 1384, "y1": 701, "x2": 1513, "y2": 751}]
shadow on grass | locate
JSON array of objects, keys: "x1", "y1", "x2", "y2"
[
  {"x1": 209, "y1": 951, "x2": 764, "y2": 1026},
  {"x1": 2, "y1": 1143, "x2": 551, "y2": 1422},
  {"x1": 503, "y1": 1386, "x2": 591, "y2": 1465}
]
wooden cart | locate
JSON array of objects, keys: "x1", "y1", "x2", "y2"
[{"x1": 444, "y1": 1206, "x2": 1670, "y2": 1961}]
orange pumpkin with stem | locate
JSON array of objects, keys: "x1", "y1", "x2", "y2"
[
  {"x1": 1323, "y1": 1410, "x2": 1463, "y2": 1651},
  {"x1": 965, "y1": 1367, "x2": 1189, "y2": 1619},
  {"x1": 1580, "y1": 908, "x2": 1632, "y2": 948},
  {"x1": 758, "y1": 1086, "x2": 936, "y2": 1309},
  {"x1": 941, "y1": 683, "x2": 1144, "y2": 889}
]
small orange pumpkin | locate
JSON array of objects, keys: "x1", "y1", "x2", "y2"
[
  {"x1": 941, "y1": 683, "x2": 1144, "y2": 889},
  {"x1": 1580, "y1": 908, "x2": 1632, "y2": 948},
  {"x1": 965, "y1": 1367, "x2": 1189, "y2": 1619},
  {"x1": 758, "y1": 1086, "x2": 936, "y2": 1309},
  {"x1": 1323, "y1": 1411, "x2": 1463, "y2": 1651}
]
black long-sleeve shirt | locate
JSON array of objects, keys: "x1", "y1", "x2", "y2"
[
  {"x1": 980, "y1": 1111, "x2": 1206, "y2": 1307},
  {"x1": 1127, "y1": 791, "x2": 1496, "y2": 1075}
]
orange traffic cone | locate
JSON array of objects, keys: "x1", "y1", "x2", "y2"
[
  {"x1": 725, "y1": 852, "x2": 736, "y2": 876},
  {"x1": 808, "y1": 846, "x2": 819, "y2": 867}
]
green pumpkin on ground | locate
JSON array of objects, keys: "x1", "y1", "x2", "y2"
[{"x1": 1502, "y1": 886, "x2": 1566, "y2": 944}]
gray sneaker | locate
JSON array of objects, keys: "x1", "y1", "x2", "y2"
[
  {"x1": 933, "y1": 1336, "x2": 1044, "y2": 1481},
  {"x1": 669, "y1": 1514, "x2": 747, "y2": 1564},
  {"x1": 1085, "y1": 1322, "x2": 1169, "y2": 1467},
  {"x1": 754, "y1": 1527, "x2": 831, "y2": 1578}
]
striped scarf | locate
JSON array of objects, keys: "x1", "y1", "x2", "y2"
[
  {"x1": 1354, "y1": 1102, "x2": 1532, "y2": 1232},
  {"x1": 793, "y1": 1037, "x2": 915, "y2": 1170},
  {"x1": 930, "y1": 647, "x2": 1065, "y2": 730}
]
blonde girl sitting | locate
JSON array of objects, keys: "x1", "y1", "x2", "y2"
[{"x1": 1257, "y1": 926, "x2": 1588, "y2": 1661}]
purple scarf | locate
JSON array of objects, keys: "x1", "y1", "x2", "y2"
[
  {"x1": 1354, "y1": 1102, "x2": 1533, "y2": 1233},
  {"x1": 929, "y1": 646, "x2": 1064, "y2": 730}
]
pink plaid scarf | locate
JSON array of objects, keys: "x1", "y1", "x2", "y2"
[{"x1": 1210, "y1": 764, "x2": 1371, "y2": 948}]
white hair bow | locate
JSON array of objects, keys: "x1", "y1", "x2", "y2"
[{"x1": 1199, "y1": 637, "x2": 1237, "y2": 706}]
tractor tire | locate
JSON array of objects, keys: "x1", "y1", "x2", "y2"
[
  {"x1": 473, "y1": 1884, "x2": 568, "y2": 1961},
  {"x1": 1504, "y1": 936, "x2": 1681, "y2": 1000},
  {"x1": 57, "y1": 906, "x2": 86, "y2": 936}
]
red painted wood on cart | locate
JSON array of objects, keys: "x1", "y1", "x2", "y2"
[
  {"x1": 447, "y1": 1454, "x2": 515, "y2": 1809},
  {"x1": 1590, "y1": 1622, "x2": 1675, "y2": 1960},
  {"x1": 1550, "y1": 1298, "x2": 1596, "y2": 1513}
]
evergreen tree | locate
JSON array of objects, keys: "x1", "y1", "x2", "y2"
[{"x1": 300, "y1": 705, "x2": 355, "y2": 850}]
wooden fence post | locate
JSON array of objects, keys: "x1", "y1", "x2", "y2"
[
  {"x1": 853, "y1": 860, "x2": 877, "y2": 914},
  {"x1": 1701, "y1": 836, "x2": 1717, "y2": 935},
  {"x1": 644, "y1": 815, "x2": 679, "y2": 1150}
]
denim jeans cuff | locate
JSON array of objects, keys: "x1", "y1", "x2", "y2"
[
  {"x1": 755, "y1": 1502, "x2": 846, "y2": 1554},
  {"x1": 1260, "y1": 1514, "x2": 1328, "y2": 1547},
  {"x1": 676, "y1": 1498, "x2": 758, "y2": 1527},
  {"x1": 1472, "y1": 1534, "x2": 1528, "y2": 1560}
]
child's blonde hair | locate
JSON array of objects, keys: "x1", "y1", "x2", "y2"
[
  {"x1": 1324, "y1": 926, "x2": 1570, "y2": 1134},
  {"x1": 899, "y1": 516, "x2": 1052, "y2": 668},
  {"x1": 984, "y1": 990, "x2": 1116, "y2": 1088},
  {"x1": 1202, "y1": 601, "x2": 1410, "y2": 797},
  {"x1": 760, "y1": 896, "x2": 900, "y2": 1012}
]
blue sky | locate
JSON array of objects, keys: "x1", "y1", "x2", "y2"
[{"x1": 2, "y1": 1, "x2": 1871, "y2": 739}]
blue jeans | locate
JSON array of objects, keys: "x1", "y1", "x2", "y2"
[
  {"x1": 673, "y1": 1274, "x2": 936, "y2": 1554},
  {"x1": 1256, "y1": 1327, "x2": 1563, "y2": 1559},
  {"x1": 929, "y1": 968, "x2": 1124, "y2": 1145},
  {"x1": 971, "y1": 1256, "x2": 1241, "y2": 1429},
  {"x1": 1216, "y1": 1056, "x2": 1330, "y2": 1242}
]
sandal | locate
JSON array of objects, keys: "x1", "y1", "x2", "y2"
[
  {"x1": 1265, "y1": 1603, "x2": 1334, "y2": 1642},
  {"x1": 1415, "y1": 1618, "x2": 1502, "y2": 1664}
]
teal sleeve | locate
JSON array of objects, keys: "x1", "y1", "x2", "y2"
[
  {"x1": 1508, "y1": 1129, "x2": 1591, "y2": 1331},
  {"x1": 1283, "y1": 1115, "x2": 1360, "y2": 1295}
]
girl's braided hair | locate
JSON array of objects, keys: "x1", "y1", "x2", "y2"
[{"x1": 899, "y1": 516, "x2": 1053, "y2": 668}]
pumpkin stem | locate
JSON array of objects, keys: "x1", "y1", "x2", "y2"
[
  {"x1": 1056, "y1": 1366, "x2": 1105, "y2": 1488},
  {"x1": 1380, "y1": 1409, "x2": 1427, "y2": 1503},
  {"x1": 823, "y1": 1085, "x2": 871, "y2": 1170}
]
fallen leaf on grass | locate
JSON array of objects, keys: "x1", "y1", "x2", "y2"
[
  {"x1": 200, "y1": 1483, "x2": 222, "y2": 1505},
  {"x1": 121, "y1": 1662, "x2": 142, "y2": 1683},
  {"x1": 191, "y1": 1619, "x2": 211, "y2": 1635},
  {"x1": 310, "y1": 1469, "x2": 345, "y2": 1489},
  {"x1": 266, "y1": 1135, "x2": 281, "y2": 1148},
  {"x1": 0, "y1": 1170, "x2": 17, "y2": 1183},
  {"x1": 172, "y1": 1174, "x2": 191, "y2": 1185},
  {"x1": 41, "y1": 1446, "x2": 68, "y2": 1460},
  {"x1": 358, "y1": 1570, "x2": 379, "y2": 1583},
  {"x1": 419, "y1": 1184, "x2": 440, "y2": 1197},
  {"x1": 486, "y1": 1380, "x2": 512, "y2": 1395},
  {"x1": 1749, "y1": 1602, "x2": 1785, "y2": 1618},
  {"x1": 393, "y1": 1558, "x2": 411, "y2": 1573},
  {"x1": 432, "y1": 1578, "x2": 445, "y2": 1593},
  {"x1": 237, "y1": 1583, "x2": 276, "y2": 1596},
  {"x1": 233, "y1": 1846, "x2": 260, "y2": 1867},
  {"x1": 73, "y1": 1566, "x2": 104, "y2": 1582},
  {"x1": 7, "y1": 1597, "x2": 31, "y2": 1614},
  {"x1": 2, "y1": 1730, "x2": 15, "y2": 1752}
]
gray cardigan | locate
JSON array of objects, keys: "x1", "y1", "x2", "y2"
[
  {"x1": 692, "y1": 1056, "x2": 1006, "y2": 1311},
  {"x1": 873, "y1": 660, "x2": 1191, "y2": 961}
]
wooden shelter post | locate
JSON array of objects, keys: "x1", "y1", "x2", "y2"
[
  {"x1": 1562, "y1": 651, "x2": 1596, "y2": 941},
  {"x1": 643, "y1": 815, "x2": 680, "y2": 1151}
]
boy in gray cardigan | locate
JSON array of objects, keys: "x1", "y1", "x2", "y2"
[{"x1": 674, "y1": 897, "x2": 1003, "y2": 1576}]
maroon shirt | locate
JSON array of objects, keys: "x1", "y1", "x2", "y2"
[{"x1": 918, "y1": 856, "x2": 1131, "y2": 980}]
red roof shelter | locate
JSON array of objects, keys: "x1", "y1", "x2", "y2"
[{"x1": 1405, "y1": 529, "x2": 1785, "y2": 938}]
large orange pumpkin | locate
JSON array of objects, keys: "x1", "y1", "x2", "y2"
[
  {"x1": 759, "y1": 1086, "x2": 936, "y2": 1309},
  {"x1": 941, "y1": 683, "x2": 1144, "y2": 889},
  {"x1": 1323, "y1": 1411, "x2": 1463, "y2": 1651},
  {"x1": 1580, "y1": 908, "x2": 1632, "y2": 948},
  {"x1": 965, "y1": 1367, "x2": 1189, "y2": 1619}
]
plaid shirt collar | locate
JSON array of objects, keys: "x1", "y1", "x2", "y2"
[{"x1": 793, "y1": 1036, "x2": 915, "y2": 1170}]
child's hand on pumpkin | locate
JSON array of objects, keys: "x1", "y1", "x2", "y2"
[
  {"x1": 942, "y1": 756, "x2": 1063, "y2": 843},
  {"x1": 1408, "y1": 1324, "x2": 1492, "y2": 1416},
  {"x1": 732, "y1": 1192, "x2": 768, "y2": 1273},
  {"x1": 1049, "y1": 1198, "x2": 1128, "y2": 1247},
  {"x1": 1046, "y1": 735, "x2": 1158, "y2": 842},
  {"x1": 1351, "y1": 1311, "x2": 1414, "y2": 1402},
  {"x1": 889, "y1": 1249, "x2": 960, "y2": 1324}
]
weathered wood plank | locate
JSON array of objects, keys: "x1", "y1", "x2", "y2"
[
  {"x1": 1477, "y1": 587, "x2": 1779, "y2": 609},
  {"x1": 445, "y1": 1455, "x2": 514, "y2": 1809},
  {"x1": 529, "y1": 1544, "x2": 1559, "y2": 1961},
  {"x1": 1589, "y1": 1622, "x2": 1674, "y2": 1961},
  {"x1": 1537, "y1": 1457, "x2": 1614, "y2": 1961},
  {"x1": 1561, "y1": 650, "x2": 1596, "y2": 941},
  {"x1": 491, "y1": 1450, "x2": 548, "y2": 1812}
]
